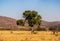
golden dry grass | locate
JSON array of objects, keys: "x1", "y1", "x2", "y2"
[{"x1": 0, "y1": 30, "x2": 60, "y2": 41}]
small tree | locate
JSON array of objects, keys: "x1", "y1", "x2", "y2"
[
  {"x1": 23, "y1": 10, "x2": 42, "y2": 33},
  {"x1": 17, "y1": 19, "x2": 24, "y2": 26}
]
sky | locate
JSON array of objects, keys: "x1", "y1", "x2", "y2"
[{"x1": 0, "y1": 0, "x2": 60, "y2": 22}]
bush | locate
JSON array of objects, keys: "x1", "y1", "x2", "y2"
[
  {"x1": 49, "y1": 25, "x2": 57, "y2": 34},
  {"x1": 49, "y1": 26, "x2": 57, "y2": 31},
  {"x1": 17, "y1": 19, "x2": 24, "y2": 26}
]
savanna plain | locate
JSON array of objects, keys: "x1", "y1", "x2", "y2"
[{"x1": 0, "y1": 30, "x2": 60, "y2": 41}]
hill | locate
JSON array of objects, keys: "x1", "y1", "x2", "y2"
[
  {"x1": 0, "y1": 16, "x2": 60, "y2": 30},
  {"x1": 0, "y1": 16, "x2": 18, "y2": 30},
  {"x1": 41, "y1": 21, "x2": 60, "y2": 28}
]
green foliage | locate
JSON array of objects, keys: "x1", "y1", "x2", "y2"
[
  {"x1": 17, "y1": 19, "x2": 24, "y2": 26},
  {"x1": 23, "y1": 10, "x2": 38, "y2": 19},
  {"x1": 22, "y1": 10, "x2": 42, "y2": 33},
  {"x1": 23, "y1": 10, "x2": 42, "y2": 27}
]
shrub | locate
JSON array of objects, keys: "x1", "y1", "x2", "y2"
[
  {"x1": 17, "y1": 19, "x2": 24, "y2": 26},
  {"x1": 49, "y1": 25, "x2": 57, "y2": 34}
]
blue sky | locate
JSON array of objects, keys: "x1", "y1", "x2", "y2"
[{"x1": 0, "y1": 0, "x2": 60, "y2": 21}]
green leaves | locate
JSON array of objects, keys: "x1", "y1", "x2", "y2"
[
  {"x1": 17, "y1": 19, "x2": 24, "y2": 26},
  {"x1": 23, "y1": 10, "x2": 31, "y2": 18},
  {"x1": 23, "y1": 10, "x2": 42, "y2": 27}
]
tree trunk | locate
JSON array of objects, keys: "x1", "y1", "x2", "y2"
[
  {"x1": 37, "y1": 25, "x2": 40, "y2": 31},
  {"x1": 31, "y1": 27, "x2": 34, "y2": 33}
]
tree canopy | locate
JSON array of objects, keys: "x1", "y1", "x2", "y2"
[{"x1": 23, "y1": 10, "x2": 42, "y2": 27}]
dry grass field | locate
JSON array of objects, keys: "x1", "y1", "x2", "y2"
[{"x1": 0, "y1": 30, "x2": 60, "y2": 41}]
